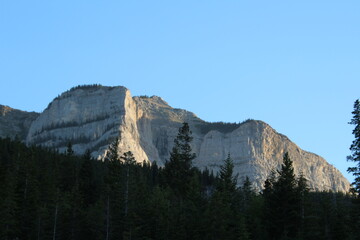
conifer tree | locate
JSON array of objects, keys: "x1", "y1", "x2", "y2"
[
  {"x1": 0, "y1": 169, "x2": 18, "y2": 240},
  {"x1": 263, "y1": 152, "x2": 304, "y2": 239},
  {"x1": 104, "y1": 137, "x2": 123, "y2": 240},
  {"x1": 206, "y1": 154, "x2": 248, "y2": 240},
  {"x1": 120, "y1": 151, "x2": 136, "y2": 218},
  {"x1": 66, "y1": 142, "x2": 74, "y2": 156},
  {"x1": 348, "y1": 99, "x2": 360, "y2": 194},
  {"x1": 218, "y1": 153, "x2": 237, "y2": 193},
  {"x1": 106, "y1": 137, "x2": 120, "y2": 163},
  {"x1": 164, "y1": 122, "x2": 196, "y2": 196},
  {"x1": 79, "y1": 150, "x2": 96, "y2": 207}
]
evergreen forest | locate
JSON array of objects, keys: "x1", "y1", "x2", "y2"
[{"x1": 1, "y1": 122, "x2": 360, "y2": 240}]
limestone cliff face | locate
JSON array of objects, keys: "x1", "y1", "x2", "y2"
[
  {"x1": 133, "y1": 97, "x2": 349, "y2": 192},
  {"x1": 0, "y1": 105, "x2": 39, "y2": 140},
  {"x1": 194, "y1": 121, "x2": 349, "y2": 192},
  {"x1": 26, "y1": 86, "x2": 148, "y2": 162},
  {"x1": 25, "y1": 85, "x2": 350, "y2": 192}
]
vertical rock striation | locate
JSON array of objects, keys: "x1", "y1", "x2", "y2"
[
  {"x1": 22, "y1": 85, "x2": 350, "y2": 192},
  {"x1": 25, "y1": 86, "x2": 148, "y2": 162}
]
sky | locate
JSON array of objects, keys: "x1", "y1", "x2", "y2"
[{"x1": 0, "y1": 1, "x2": 359, "y2": 183}]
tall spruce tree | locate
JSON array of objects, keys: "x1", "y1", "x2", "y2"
[
  {"x1": 348, "y1": 99, "x2": 360, "y2": 194},
  {"x1": 263, "y1": 152, "x2": 303, "y2": 240},
  {"x1": 120, "y1": 151, "x2": 136, "y2": 218},
  {"x1": 104, "y1": 137, "x2": 123, "y2": 240},
  {"x1": 218, "y1": 153, "x2": 237, "y2": 193},
  {"x1": 206, "y1": 154, "x2": 249, "y2": 240},
  {"x1": 164, "y1": 122, "x2": 196, "y2": 196},
  {"x1": 162, "y1": 123, "x2": 197, "y2": 240},
  {"x1": 347, "y1": 99, "x2": 360, "y2": 239}
]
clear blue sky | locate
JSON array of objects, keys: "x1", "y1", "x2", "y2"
[{"x1": 1, "y1": 1, "x2": 359, "y2": 183}]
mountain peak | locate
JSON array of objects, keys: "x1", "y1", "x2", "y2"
[
  {"x1": 0, "y1": 85, "x2": 350, "y2": 192},
  {"x1": 0, "y1": 105, "x2": 39, "y2": 140},
  {"x1": 0, "y1": 104, "x2": 13, "y2": 116}
]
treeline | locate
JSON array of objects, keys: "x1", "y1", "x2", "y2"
[
  {"x1": 0, "y1": 123, "x2": 359, "y2": 240},
  {"x1": 48, "y1": 84, "x2": 110, "y2": 110},
  {"x1": 196, "y1": 119, "x2": 254, "y2": 134}
]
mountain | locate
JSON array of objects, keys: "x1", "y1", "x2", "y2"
[
  {"x1": 2, "y1": 85, "x2": 350, "y2": 192},
  {"x1": 0, "y1": 104, "x2": 39, "y2": 140}
]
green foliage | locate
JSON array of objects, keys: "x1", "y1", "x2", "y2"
[
  {"x1": 218, "y1": 153, "x2": 237, "y2": 193},
  {"x1": 205, "y1": 154, "x2": 250, "y2": 240},
  {"x1": 48, "y1": 84, "x2": 105, "y2": 109},
  {"x1": 263, "y1": 153, "x2": 308, "y2": 240},
  {"x1": 0, "y1": 135, "x2": 358, "y2": 240},
  {"x1": 120, "y1": 151, "x2": 136, "y2": 165},
  {"x1": 197, "y1": 119, "x2": 254, "y2": 134},
  {"x1": 348, "y1": 99, "x2": 360, "y2": 194},
  {"x1": 164, "y1": 122, "x2": 196, "y2": 196},
  {"x1": 138, "y1": 95, "x2": 150, "y2": 98},
  {"x1": 69, "y1": 84, "x2": 104, "y2": 92}
]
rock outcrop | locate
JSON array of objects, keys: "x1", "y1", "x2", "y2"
[
  {"x1": 8, "y1": 85, "x2": 349, "y2": 192},
  {"x1": 0, "y1": 105, "x2": 39, "y2": 140},
  {"x1": 133, "y1": 96, "x2": 349, "y2": 192},
  {"x1": 26, "y1": 85, "x2": 149, "y2": 162}
]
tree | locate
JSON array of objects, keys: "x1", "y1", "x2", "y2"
[
  {"x1": 218, "y1": 153, "x2": 237, "y2": 193},
  {"x1": 104, "y1": 137, "x2": 123, "y2": 240},
  {"x1": 66, "y1": 142, "x2": 74, "y2": 156},
  {"x1": 348, "y1": 99, "x2": 360, "y2": 194},
  {"x1": 120, "y1": 151, "x2": 136, "y2": 217},
  {"x1": 263, "y1": 152, "x2": 305, "y2": 240},
  {"x1": 347, "y1": 99, "x2": 360, "y2": 240},
  {"x1": 0, "y1": 169, "x2": 18, "y2": 240},
  {"x1": 164, "y1": 122, "x2": 196, "y2": 196},
  {"x1": 206, "y1": 154, "x2": 249, "y2": 240},
  {"x1": 106, "y1": 137, "x2": 120, "y2": 163},
  {"x1": 120, "y1": 151, "x2": 136, "y2": 166}
]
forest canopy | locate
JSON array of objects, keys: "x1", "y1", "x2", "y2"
[{"x1": 0, "y1": 122, "x2": 359, "y2": 239}]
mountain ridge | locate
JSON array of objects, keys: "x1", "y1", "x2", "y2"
[
  {"x1": 0, "y1": 85, "x2": 350, "y2": 192},
  {"x1": 0, "y1": 104, "x2": 39, "y2": 140}
]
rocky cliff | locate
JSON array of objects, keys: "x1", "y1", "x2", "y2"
[
  {"x1": 133, "y1": 96, "x2": 350, "y2": 192},
  {"x1": 0, "y1": 105, "x2": 39, "y2": 140},
  {"x1": 7, "y1": 85, "x2": 350, "y2": 192},
  {"x1": 25, "y1": 85, "x2": 149, "y2": 162}
]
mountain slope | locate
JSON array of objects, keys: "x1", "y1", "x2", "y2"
[
  {"x1": 15, "y1": 85, "x2": 350, "y2": 192},
  {"x1": 0, "y1": 105, "x2": 39, "y2": 140}
]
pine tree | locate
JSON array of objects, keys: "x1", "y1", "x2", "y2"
[
  {"x1": 164, "y1": 122, "x2": 196, "y2": 196},
  {"x1": 120, "y1": 151, "x2": 136, "y2": 165},
  {"x1": 104, "y1": 137, "x2": 123, "y2": 240},
  {"x1": 120, "y1": 151, "x2": 136, "y2": 218},
  {"x1": 206, "y1": 154, "x2": 248, "y2": 240},
  {"x1": 296, "y1": 173, "x2": 309, "y2": 239},
  {"x1": 347, "y1": 99, "x2": 360, "y2": 240},
  {"x1": 263, "y1": 152, "x2": 304, "y2": 240},
  {"x1": 0, "y1": 169, "x2": 18, "y2": 240},
  {"x1": 348, "y1": 99, "x2": 360, "y2": 194},
  {"x1": 66, "y1": 142, "x2": 74, "y2": 156},
  {"x1": 218, "y1": 153, "x2": 237, "y2": 193},
  {"x1": 79, "y1": 150, "x2": 96, "y2": 207},
  {"x1": 106, "y1": 137, "x2": 120, "y2": 163},
  {"x1": 183, "y1": 174, "x2": 205, "y2": 240}
]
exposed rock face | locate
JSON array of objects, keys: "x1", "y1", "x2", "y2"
[
  {"x1": 26, "y1": 86, "x2": 148, "y2": 162},
  {"x1": 194, "y1": 121, "x2": 349, "y2": 192},
  {"x1": 0, "y1": 105, "x2": 39, "y2": 140},
  {"x1": 23, "y1": 85, "x2": 349, "y2": 192},
  {"x1": 133, "y1": 97, "x2": 349, "y2": 192}
]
